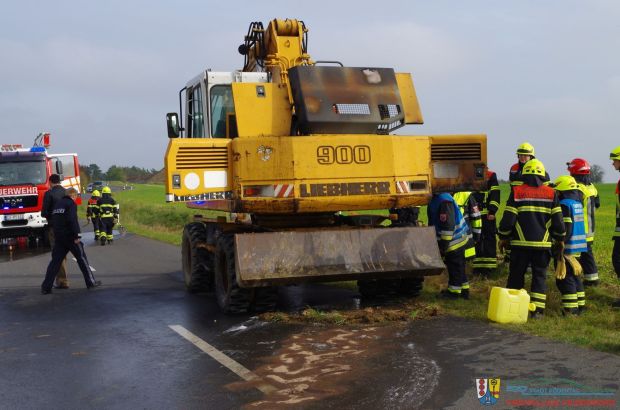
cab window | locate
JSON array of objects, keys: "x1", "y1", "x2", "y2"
[
  {"x1": 187, "y1": 85, "x2": 204, "y2": 138},
  {"x1": 57, "y1": 155, "x2": 76, "y2": 178},
  {"x1": 210, "y1": 85, "x2": 236, "y2": 138}
]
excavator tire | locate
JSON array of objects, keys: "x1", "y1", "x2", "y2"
[
  {"x1": 214, "y1": 233, "x2": 253, "y2": 313},
  {"x1": 398, "y1": 277, "x2": 424, "y2": 297},
  {"x1": 181, "y1": 222, "x2": 213, "y2": 293},
  {"x1": 357, "y1": 279, "x2": 400, "y2": 300},
  {"x1": 252, "y1": 287, "x2": 279, "y2": 313}
]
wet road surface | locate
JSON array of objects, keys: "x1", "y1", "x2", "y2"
[{"x1": 0, "y1": 230, "x2": 619, "y2": 409}]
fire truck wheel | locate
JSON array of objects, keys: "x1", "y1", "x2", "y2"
[
  {"x1": 181, "y1": 222, "x2": 214, "y2": 293},
  {"x1": 214, "y1": 233, "x2": 252, "y2": 313}
]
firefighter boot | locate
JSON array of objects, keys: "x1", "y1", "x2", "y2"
[{"x1": 100, "y1": 236, "x2": 106, "y2": 246}]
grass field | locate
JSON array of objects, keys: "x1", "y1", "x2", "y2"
[{"x1": 100, "y1": 182, "x2": 620, "y2": 353}]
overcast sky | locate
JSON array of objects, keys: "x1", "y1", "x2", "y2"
[{"x1": 1, "y1": 1, "x2": 619, "y2": 181}]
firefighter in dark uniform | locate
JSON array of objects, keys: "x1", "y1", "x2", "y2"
[
  {"x1": 509, "y1": 142, "x2": 551, "y2": 186},
  {"x1": 41, "y1": 188, "x2": 101, "y2": 294},
  {"x1": 553, "y1": 175, "x2": 587, "y2": 315},
  {"x1": 428, "y1": 192, "x2": 476, "y2": 299},
  {"x1": 610, "y1": 146, "x2": 620, "y2": 308},
  {"x1": 472, "y1": 170, "x2": 500, "y2": 276},
  {"x1": 86, "y1": 189, "x2": 101, "y2": 241},
  {"x1": 498, "y1": 159, "x2": 565, "y2": 318},
  {"x1": 41, "y1": 174, "x2": 69, "y2": 289},
  {"x1": 567, "y1": 158, "x2": 600, "y2": 287},
  {"x1": 97, "y1": 186, "x2": 118, "y2": 245}
]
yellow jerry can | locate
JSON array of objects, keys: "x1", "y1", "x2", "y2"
[{"x1": 487, "y1": 287, "x2": 536, "y2": 324}]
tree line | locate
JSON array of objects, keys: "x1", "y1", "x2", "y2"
[{"x1": 79, "y1": 164, "x2": 162, "y2": 185}]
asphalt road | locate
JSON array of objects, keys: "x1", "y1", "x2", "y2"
[{"x1": 1, "y1": 230, "x2": 619, "y2": 409}]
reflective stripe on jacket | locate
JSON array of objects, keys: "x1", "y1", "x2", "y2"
[
  {"x1": 428, "y1": 193, "x2": 474, "y2": 254},
  {"x1": 498, "y1": 183, "x2": 565, "y2": 249},
  {"x1": 560, "y1": 197, "x2": 587, "y2": 255}
]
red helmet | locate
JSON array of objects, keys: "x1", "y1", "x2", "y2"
[{"x1": 566, "y1": 158, "x2": 590, "y2": 175}]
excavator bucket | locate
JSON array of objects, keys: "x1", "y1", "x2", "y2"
[{"x1": 234, "y1": 226, "x2": 445, "y2": 287}]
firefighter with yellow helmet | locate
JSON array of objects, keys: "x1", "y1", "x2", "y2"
[
  {"x1": 96, "y1": 186, "x2": 118, "y2": 246},
  {"x1": 552, "y1": 175, "x2": 587, "y2": 315},
  {"x1": 86, "y1": 189, "x2": 101, "y2": 240},
  {"x1": 499, "y1": 159, "x2": 566, "y2": 318},
  {"x1": 509, "y1": 142, "x2": 550, "y2": 185}
]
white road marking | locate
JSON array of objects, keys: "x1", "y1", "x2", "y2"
[
  {"x1": 71, "y1": 257, "x2": 96, "y2": 272},
  {"x1": 169, "y1": 324, "x2": 277, "y2": 394}
]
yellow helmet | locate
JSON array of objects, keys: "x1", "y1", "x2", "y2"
[
  {"x1": 92, "y1": 190, "x2": 101, "y2": 197},
  {"x1": 610, "y1": 146, "x2": 620, "y2": 160},
  {"x1": 553, "y1": 175, "x2": 578, "y2": 191},
  {"x1": 522, "y1": 159, "x2": 546, "y2": 177},
  {"x1": 516, "y1": 142, "x2": 535, "y2": 156},
  {"x1": 102, "y1": 186, "x2": 112, "y2": 194}
]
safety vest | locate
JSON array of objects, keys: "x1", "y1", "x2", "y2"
[
  {"x1": 452, "y1": 191, "x2": 482, "y2": 236},
  {"x1": 560, "y1": 198, "x2": 587, "y2": 255},
  {"x1": 428, "y1": 193, "x2": 475, "y2": 256},
  {"x1": 577, "y1": 183, "x2": 597, "y2": 242}
]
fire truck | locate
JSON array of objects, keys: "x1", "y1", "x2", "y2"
[{"x1": 0, "y1": 133, "x2": 81, "y2": 245}]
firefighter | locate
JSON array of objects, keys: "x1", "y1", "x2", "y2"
[
  {"x1": 86, "y1": 189, "x2": 101, "y2": 241},
  {"x1": 452, "y1": 191, "x2": 482, "y2": 243},
  {"x1": 509, "y1": 142, "x2": 550, "y2": 186},
  {"x1": 553, "y1": 175, "x2": 587, "y2": 315},
  {"x1": 428, "y1": 192, "x2": 476, "y2": 299},
  {"x1": 41, "y1": 174, "x2": 69, "y2": 289},
  {"x1": 610, "y1": 146, "x2": 620, "y2": 308},
  {"x1": 567, "y1": 158, "x2": 600, "y2": 287},
  {"x1": 97, "y1": 186, "x2": 118, "y2": 246},
  {"x1": 472, "y1": 170, "x2": 500, "y2": 276},
  {"x1": 41, "y1": 188, "x2": 101, "y2": 294},
  {"x1": 498, "y1": 159, "x2": 565, "y2": 318}
]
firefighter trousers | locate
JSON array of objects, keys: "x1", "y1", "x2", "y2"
[
  {"x1": 507, "y1": 248, "x2": 550, "y2": 313},
  {"x1": 444, "y1": 248, "x2": 467, "y2": 294},
  {"x1": 42, "y1": 239, "x2": 97, "y2": 291},
  {"x1": 579, "y1": 242, "x2": 599, "y2": 284},
  {"x1": 612, "y1": 239, "x2": 620, "y2": 278},
  {"x1": 91, "y1": 217, "x2": 101, "y2": 239},
  {"x1": 555, "y1": 256, "x2": 585, "y2": 311},
  {"x1": 100, "y1": 217, "x2": 115, "y2": 241},
  {"x1": 473, "y1": 217, "x2": 497, "y2": 275},
  {"x1": 48, "y1": 229, "x2": 68, "y2": 287}
]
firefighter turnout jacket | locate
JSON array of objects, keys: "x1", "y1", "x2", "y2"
[
  {"x1": 96, "y1": 193, "x2": 118, "y2": 220},
  {"x1": 472, "y1": 171, "x2": 500, "y2": 218},
  {"x1": 498, "y1": 181, "x2": 565, "y2": 248},
  {"x1": 428, "y1": 193, "x2": 475, "y2": 257}
]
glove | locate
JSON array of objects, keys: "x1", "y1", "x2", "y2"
[
  {"x1": 113, "y1": 218, "x2": 119, "y2": 224},
  {"x1": 498, "y1": 239, "x2": 510, "y2": 254},
  {"x1": 86, "y1": 217, "x2": 91, "y2": 223}
]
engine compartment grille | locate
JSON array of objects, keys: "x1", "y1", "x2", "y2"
[
  {"x1": 431, "y1": 143, "x2": 481, "y2": 161},
  {"x1": 176, "y1": 146, "x2": 228, "y2": 169}
]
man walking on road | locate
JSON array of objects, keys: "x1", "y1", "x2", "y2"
[
  {"x1": 41, "y1": 174, "x2": 69, "y2": 289},
  {"x1": 41, "y1": 188, "x2": 101, "y2": 294}
]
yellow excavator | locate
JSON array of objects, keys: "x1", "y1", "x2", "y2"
[{"x1": 164, "y1": 19, "x2": 487, "y2": 313}]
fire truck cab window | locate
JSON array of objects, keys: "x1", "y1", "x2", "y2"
[
  {"x1": 57, "y1": 155, "x2": 76, "y2": 178},
  {"x1": 210, "y1": 85, "x2": 236, "y2": 138},
  {"x1": 0, "y1": 160, "x2": 47, "y2": 185},
  {"x1": 187, "y1": 85, "x2": 204, "y2": 138}
]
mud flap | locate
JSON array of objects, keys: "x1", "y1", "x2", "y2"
[{"x1": 234, "y1": 226, "x2": 445, "y2": 287}]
